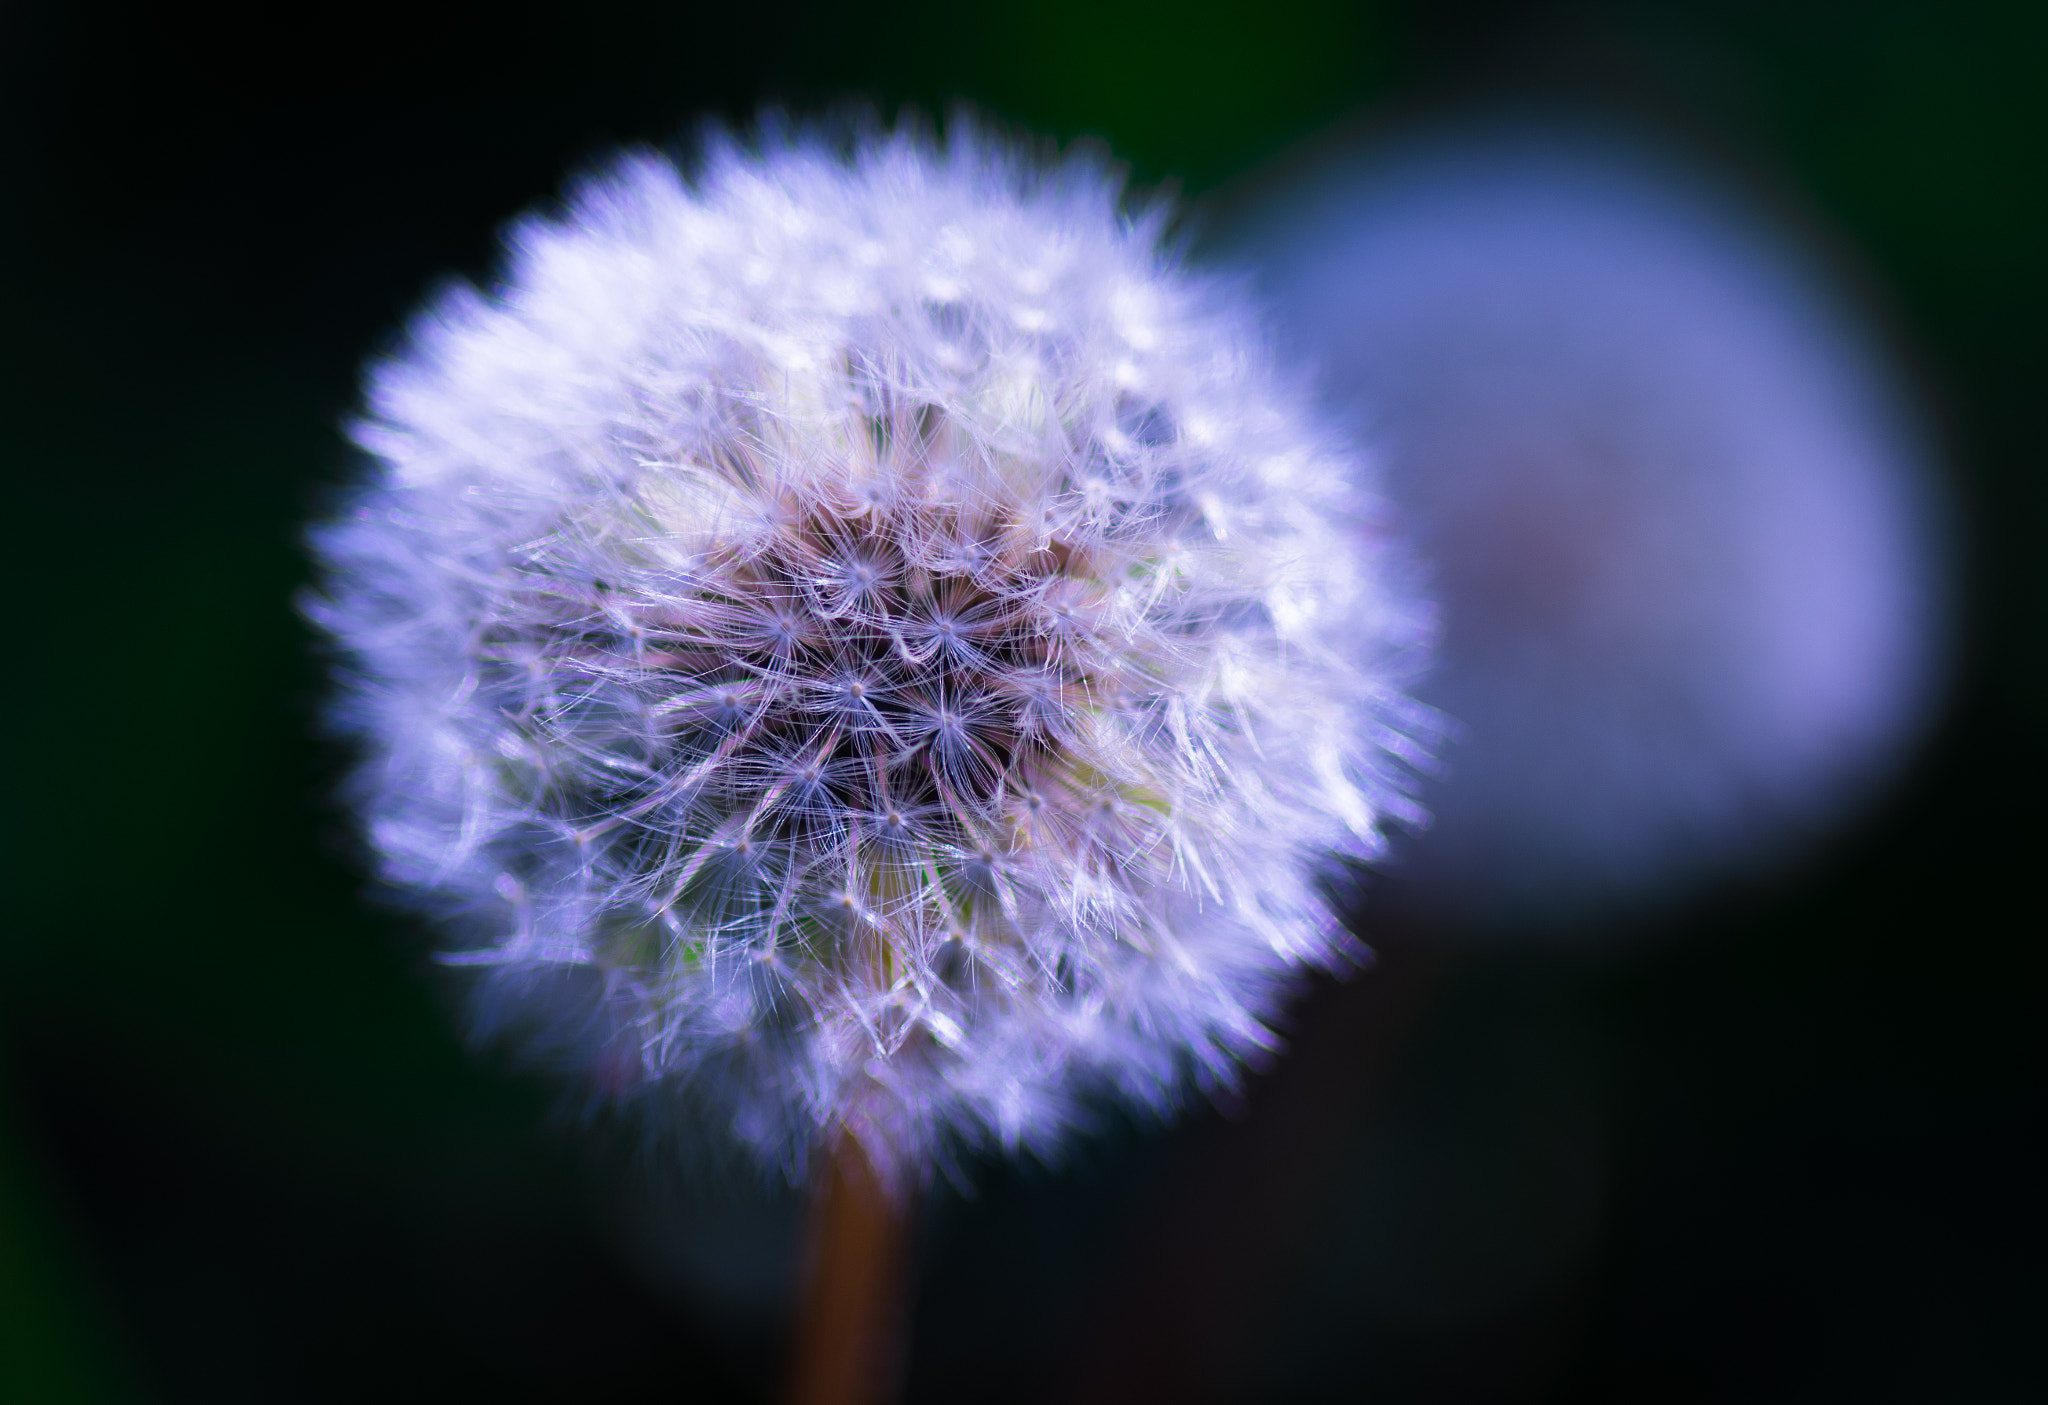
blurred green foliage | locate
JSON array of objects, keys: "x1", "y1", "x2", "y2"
[
  {"x1": 821, "y1": 0, "x2": 1393, "y2": 189},
  {"x1": 1, "y1": 1056, "x2": 124, "y2": 1403}
]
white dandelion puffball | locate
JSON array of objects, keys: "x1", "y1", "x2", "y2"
[
  {"x1": 1224, "y1": 123, "x2": 1951, "y2": 929},
  {"x1": 307, "y1": 127, "x2": 1431, "y2": 1185}
]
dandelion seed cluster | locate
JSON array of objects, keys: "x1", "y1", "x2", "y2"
[
  {"x1": 309, "y1": 127, "x2": 1430, "y2": 1184},
  {"x1": 1228, "y1": 125, "x2": 1948, "y2": 927}
]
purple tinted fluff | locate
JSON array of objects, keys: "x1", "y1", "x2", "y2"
[
  {"x1": 1228, "y1": 124, "x2": 1949, "y2": 928},
  {"x1": 305, "y1": 125, "x2": 1434, "y2": 1184}
]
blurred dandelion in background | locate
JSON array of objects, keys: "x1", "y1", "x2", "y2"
[
  {"x1": 1223, "y1": 119, "x2": 1954, "y2": 929},
  {"x1": 303, "y1": 120, "x2": 1434, "y2": 1193}
]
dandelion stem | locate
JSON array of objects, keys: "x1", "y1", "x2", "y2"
[{"x1": 783, "y1": 1131, "x2": 915, "y2": 1405}]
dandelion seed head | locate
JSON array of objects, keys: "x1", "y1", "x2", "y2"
[
  {"x1": 1227, "y1": 121, "x2": 1950, "y2": 928},
  {"x1": 308, "y1": 121, "x2": 1431, "y2": 1186}
]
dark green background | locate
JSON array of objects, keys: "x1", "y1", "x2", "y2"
[{"x1": 2, "y1": 1, "x2": 2042, "y2": 1400}]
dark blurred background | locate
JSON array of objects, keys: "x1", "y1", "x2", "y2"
[{"x1": 2, "y1": 1, "x2": 2042, "y2": 1400}]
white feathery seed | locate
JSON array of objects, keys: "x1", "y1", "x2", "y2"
[{"x1": 306, "y1": 125, "x2": 1432, "y2": 1186}]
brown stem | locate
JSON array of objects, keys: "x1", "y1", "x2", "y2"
[{"x1": 782, "y1": 1131, "x2": 915, "y2": 1405}]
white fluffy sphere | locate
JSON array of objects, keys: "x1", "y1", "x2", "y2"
[{"x1": 307, "y1": 126, "x2": 1431, "y2": 1182}]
